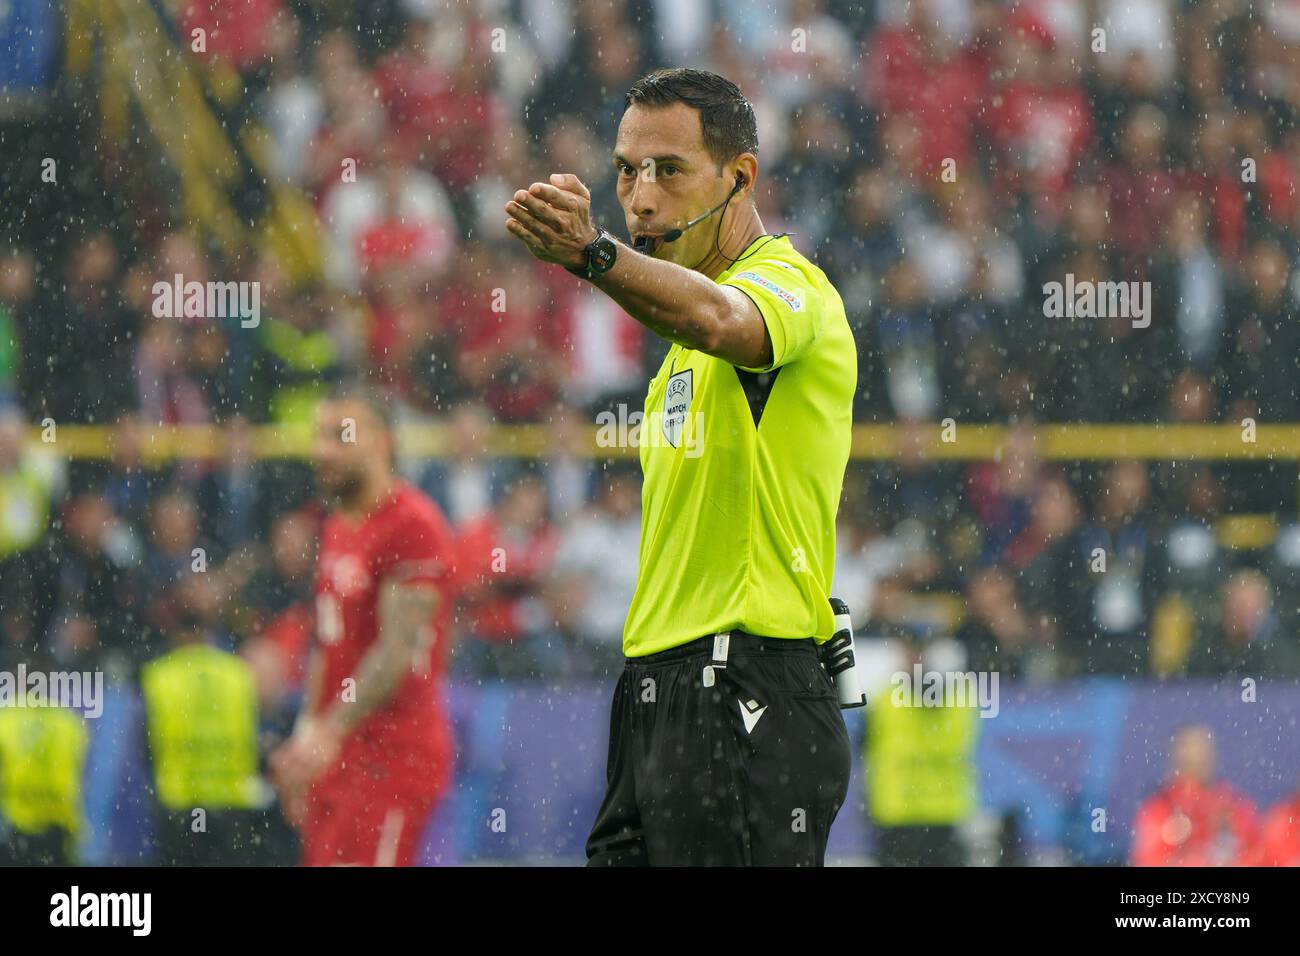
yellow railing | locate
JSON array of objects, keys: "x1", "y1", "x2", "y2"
[
  {"x1": 63, "y1": 0, "x2": 322, "y2": 283},
  {"x1": 24, "y1": 423, "x2": 1294, "y2": 647},
  {"x1": 26, "y1": 424, "x2": 1300, "y2": 462}
]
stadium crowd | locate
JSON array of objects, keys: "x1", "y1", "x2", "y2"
[{"x1": 3, "y1": 0, "x2": 1300, "y2": 717}]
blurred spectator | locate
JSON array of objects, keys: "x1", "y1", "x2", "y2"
[
  {"x1": 833, "y1": 479, "x2": 904, "y2": 629},
  {"x1": 1225, "y1": 236, "x2": 1300, "y2": 423},
  {"x1": 1059, "y1": 460, "x2": 1164, "y2": 675},
  {"x1": 539, "y1": 404, "x2": 596, "y2": 521},
  {"x1": 823, "y1": 165, "x2": 902, "y2": 322},
  {"x1": 0, "y1": 408, "x2": 62, "y2": 564},
  {"x1": 1102, "y1": 105, "x2": 1178, "y2": 271},
  {"x1": 434, "y1": 242, "x2": 571, "y2": 424},
  {"x1": 29, "y1": 490, "x2": 150, "y2": 673},
  {"x1": 243, "y1": 507, "x2": 317, "y2": 620},
  {"x1": 253, "y1": 290, "x2": 345, "y2": 427},
  {"x1": 871, "y1": 421, "x2": 963, "y2": 529},
  {"x1": 876, "y1": 260, "x2": 940, "y2": 419},
  {"x1": 1017, "y1": 476, "x2": 1086, "y2": 669},
  {"x1": 199, "y1": 415, "x2": 261, "y2": 556},
  {"x1": 180, "y1": 0, "x2": 286, "y2": 75},
  {"x1": 866, "y1": 1, "x2": 985, "y2": 180},
  {"x1": 241, "y1": 507, "x2": 319, "y2": 727},
  {"x1": 0, "y1": 250, "x2": 36, "y2": 404},
  {"x1": 320, "y1": 143, "x2": 456, "y2": 294},
  {"x1": 45, "y1": 231, "x2": 137, "y2": 423},
  {"x1": 1150, "y1": 194, "x2": 1228, "y2": 375},
  {"x1": 964, "y1": 421, "x2": 1048, "y2": 565},
  {"x1": 1188, "y1": 570, "x2": 1300, "y2": 677},
  {"x1": 909, "y1": 180, "x2": 1024, "y2": 309},
  {"x1": 454, "y1": 471, "x2": 560, "y2": 678},
  {"x1": 546, "y1": 462, "x2": 640, "y2": 678},
  {"x1": 420, "y1": 400, "x2": 511, "y2": 527},
  {"x1": 765, "y1": 0, "x2": 856, "y2": 110},
  {"x1": 101, "y1": 413, "x2": 163, "y2": 531},
  {"x1": 955, "y1": 565, "x2": 1047, "y2": 678},
  {"x1": 303, "y1": 31, "x2": 389, "y2": 195},
  {"x1": 984, "y1": 9, "x2": 1093, "y2": 225},
  {"x1": 144, "y1": 487, "x2": 209, "y2": 596}
]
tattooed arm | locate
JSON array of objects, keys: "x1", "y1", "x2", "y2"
[
  {"x1": 293, "y1": 647, "x2": 324, "y2": 735},
  {"x1": 271, "y1": 581, "x2": 438, "y2": 806},
  {"x1": 319, "y1": 581, "x2": 439, "y2": 737}
]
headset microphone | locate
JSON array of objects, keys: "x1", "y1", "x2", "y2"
[{"x1": 633, "y1": 177, "x2": 744, "y2": 254}]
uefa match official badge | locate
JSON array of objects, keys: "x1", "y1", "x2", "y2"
[{"x1": 662, "y1": 369, "x2": 693, "y2": 449}]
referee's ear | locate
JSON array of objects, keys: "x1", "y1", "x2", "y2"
[{"x1": 728, "y1": 154, "x2": 758, "y2": 201}]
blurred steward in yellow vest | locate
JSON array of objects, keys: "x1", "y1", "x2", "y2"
[
  {"x1": 140, "y1": 577, "x2": 288, "y2": 865},
  {"x1": 865, "y1": 637, "x2": 981, "y2": 866},
  {"x1": 0, "y1": 677, "x2": 89, "y2": 865}
]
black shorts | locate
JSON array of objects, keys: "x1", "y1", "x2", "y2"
[
  {"x1": 151, "y1": 807, "x2": 301, "y2": 866},
  {"x1": 585, "y1": 631, "x2": 851, "y2": 866}
]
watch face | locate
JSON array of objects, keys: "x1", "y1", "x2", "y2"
[{"x1": 591, "y1": 234, "x2": 617, "y2": 273}]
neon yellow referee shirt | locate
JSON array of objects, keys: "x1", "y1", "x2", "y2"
[{"x1": 622, "y1": 234, "x2": 857, "y2": 657}]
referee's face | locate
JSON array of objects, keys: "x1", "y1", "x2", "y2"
[{"x1": 613, "y1": 102, "x2": 736, "y2": 267}]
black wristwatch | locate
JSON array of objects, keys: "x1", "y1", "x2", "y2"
[{"x1": 567, "y1": 227, "x2": 618, "y2": 279}]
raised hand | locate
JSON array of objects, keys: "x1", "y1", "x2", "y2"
[{"x1": 505, "y1": 173, "x2": 598, "y2": 268}]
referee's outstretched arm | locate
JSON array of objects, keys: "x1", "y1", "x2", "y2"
[
  {"x1": 506, "y1": 172, "x2": 772, "y2": 368},
  {"x1": 504, "y1": 102, "x2": 777, "y2": 369}
]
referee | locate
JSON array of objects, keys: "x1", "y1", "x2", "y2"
[{"x1": 505, "y1": 68, "x2": 857, "y2": 866}]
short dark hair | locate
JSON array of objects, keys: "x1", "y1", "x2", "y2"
[{"x1": 624, "y1": 68, "x2": 758, "y2": 169}]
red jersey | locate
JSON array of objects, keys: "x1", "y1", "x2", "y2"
[
  {"x1": 181, "y1": 0, "x2": 283, "y2": 71},
  {"x1": 1253, "y1": 794, "x2": 1300, "y2": 867},
  {"x1": 456, "y1": 514, "x2": 556, "y2": 643},
  {"x1": 1131, "y1": 778, "x2": 1259, "y2": 867},
  {"x1": 312, "y1": 480, "x2": 458, "y2": 796}
]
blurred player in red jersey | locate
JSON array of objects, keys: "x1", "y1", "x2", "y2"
[
  {"x1": 1252, "y1": 776, "x2": 1300, "y2": 866},
  {"x1": 1130, "y1": 725, "x2": 1259, "y2": 867},
  {"x1": 270, "y1": 393, "x2": 458, "y2": 866}
]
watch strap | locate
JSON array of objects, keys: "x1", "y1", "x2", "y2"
[{"x1": 567, "y1": 227, "x2": 613, "y2": 279}]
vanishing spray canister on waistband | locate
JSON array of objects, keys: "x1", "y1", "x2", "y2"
[{"x1": 822, "y1": 597, "x2": 866, "y2": 709}]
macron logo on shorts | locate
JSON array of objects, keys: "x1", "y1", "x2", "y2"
[{"x1": 739, "y1": 698, "x2": 767, "y2": 734}]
